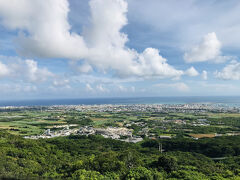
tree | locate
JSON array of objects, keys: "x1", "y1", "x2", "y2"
[
  {"x1": 72, "y1": 169, "x2": 104, "y2": 180},
  {"x1": 157, "y1": 155, "x2": 178, "y2": 173},
  {"x1": 126, "y1": 166, "x2": 153, "y2": 180},
  {"x1": 170, "y1": 170, "x2": 208, "y2": 180}
]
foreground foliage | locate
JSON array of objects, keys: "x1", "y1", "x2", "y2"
[{"x1": 0, "y1": 130, "x2": 240, "y2": 179}]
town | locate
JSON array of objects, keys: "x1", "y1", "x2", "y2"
[
  {"x1": 0, "y1": 103, "x2": 239, "y2": 142},
  {"x1": 24, "y1": 125, "x2": 143, "y2": 143}
]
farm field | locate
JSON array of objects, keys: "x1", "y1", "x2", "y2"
[{"x1": 0, "y1": 106, "x2": 239, "y2": 139}]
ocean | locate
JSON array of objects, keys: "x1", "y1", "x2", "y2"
[{"x1": 0, "y1": 96, "x2": 240, "y2": 107}]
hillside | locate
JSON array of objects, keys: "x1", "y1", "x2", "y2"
[{"x1": 0, "y1": 130, "x2": 240, "y2": 179}]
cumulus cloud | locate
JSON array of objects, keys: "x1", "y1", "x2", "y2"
[
  {"x1": 215, "y1": 61, "x2": 240, "y2": 80},
  {"x1": 53, "y1": 78, "x2": 70, "y2": 87},
  {"x1": 184, "y1": 32, "x2": 229, "y2": 63},
  {"x1": 86, "y1": 83, "x2": 94, "y2": 92},
  {"x1": 155, "y1": 82, "x2": 190, "y2": 92},
  {"x1": 0, "y1": 0, "x2": 88, "y2": 59},
  {"x1": 84, "y1": 0, "x2": 183, "y2": 79},
  {"x1": 116, "y1": 85, "x2": 135, "y2": 92},
  {"x1": 69, "y1": 61, "x2": 93, "y2": 74},
  {"x1": 77, "y1": 63, "x2": 93, "y2": 74},
  {"x1": 117, "y1": 85, "x2": 127, "y2": 92},
  {"x1": 85, "y1": 83, "x2": 135, "y2": 94},
  {"x1": 24, "y1": 60, "x2": 54, "y2": 82},
  {"x1": 0, "y1": 56, "x2": 54, "y2": 83},
  {"x1": 201, "y1": 70, "x2": 208, "y2": 80},
  {"x1": 117, "y1": 85, "x2": 136, "y2": 93},
  {"x1": 96, "y1": 84, "x2": 108, "y2": 92},
  {"x1": 185, "y1": 66, "x2": 199, "y2": 77},
  {"x1": 133, "y1": 48, "x2": 184, "y2": 78},
  {"x1": 0, "y1": 61, "x2": 10, "y2": 78},
  {"x1": 0, "y1": 0, "x2": 184, "y2": 79}
]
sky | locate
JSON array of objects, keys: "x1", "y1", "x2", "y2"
[{"x1": 0, "y1": 0, "x2": 240, "y2": 100}]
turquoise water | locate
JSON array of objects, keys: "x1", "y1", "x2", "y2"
[{"x1": 0, "y1": 96, "x2": 240, "y2": 106}]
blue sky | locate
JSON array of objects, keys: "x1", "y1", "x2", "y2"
[{"x1": 0, "y1": 0, "x2": 240, "y2": 100}]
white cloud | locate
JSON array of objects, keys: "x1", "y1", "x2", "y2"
[
  {"x1": 184, "y1": 32, "x2": 229, "y2": 63},
  {"x1": 96, "y1": 84, "x2": 108, "y2": 93},
  {"x1": 24, "y1": 60, "x2": 54, "y2": 83},
  {"x1": 201, "y1": 70, "x2": 208, "y2": 80},
  {"x1": 83, "y1": 0, "x2": 184, "y2": 79},
  {"x1": 53, "y1": 78, "x2": 69, "y2": 87},
  {"x1": 115, "y1": 85, "x2": 136, "y2": 93},
  {"x1": 86, "y1": 83, "x2": 94, "y2": 92},
  {"x1": 0, "y1": 55, "x2": 54, "y2": 83},
  {"x1": 0, "y1": 61, "x2": 10, "y2": 78},
  {"x1": 155, "y1": 82, "x2": 190, "y2": 92},
  {"x1": 132, "y1": 48, "x2": 184, "y2": 79},
  {"x1": 85, "y1": 0, "x2": 128, "y2": 49},
  {"x1": 177, "y1": 83, "x2": 190, "y2": 92},
  {"x1": 85, "y1": 83, "x2": 135, "y2": 94},
  {"x1": 0, "y1": 0, "x2": 184, "y2": 79},
  {"x1": 77, "y1": 63, "x2": 93, "y2": 74},
  {"x1": 117, "y1": 85, "x2": 127, "y2": 92},
  {"x1": 215, "y1": 60, "x2": 240, "y2": 80},
  {"x1": 185, "y1": 66, "x2": 199, "y2": 77},
  {"x1": 0, "y1": 0, "x2": 88, "y2": 59}
]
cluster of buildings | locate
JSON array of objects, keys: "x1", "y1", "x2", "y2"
[
  {"x1": 24, "y1": 125, "x2": 78, "y2": 139},
  {"x1": 45, "y1": 103, "x2": 240, "y2": 113},
  {"x1": 1, "y1": 103, "x2": 240, "y2": 114},
  {"x1": 192, "y1": 119, "x2": 210, "y2": 126},
  {"x1": 25, "y1": 126, "x2": 143, "y2": 143},
  {"x1": 78, "y1": 126, "x2": 143, "y2": 143}
]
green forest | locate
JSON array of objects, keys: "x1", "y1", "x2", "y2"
[{"x1": 0, "y1": 130, "x2": 240, "y2": 179}]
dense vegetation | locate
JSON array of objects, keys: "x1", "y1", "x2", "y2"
[
  {"x1": 142, "y1": 136, "x2": 240, "y2": 158},
  {"x1": 0, "y1": 130, "x2": 240, "y2": 179}
]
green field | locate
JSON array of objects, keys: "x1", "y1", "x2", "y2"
[{"x1": 0, "y1": 108, "x2": 239, "y2": 138}]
